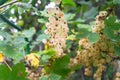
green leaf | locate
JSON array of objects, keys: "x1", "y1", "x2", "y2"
[
  {"x1": 0, "y1": 30, "x2": 26, "y2": 63},
  {"x1": 0, "y1": 31, "x2": 11, "y2": 40},
  {"x1": 104, "y1": 16, "x2": 120, "y2": 42},
  {"x1": 0, "y1": 36, "x2": 26, "y2": 63},
  {"x1": 105, "y1": 16, "x2": 116, "y2": 26},
  {"x1": 0, "y1": 0, "x2": 7, "y2": 5},
  {"x1": 113, "y1": 0, "x2": 120, "y2": 4},
  {"x1": 64, "y1": 13, "x2": 75, "y2": 21},
  {"x1": 41, "y1": 55, "x2": 51, "y2": 63},
  {"x1": 42, "y1": 48, "x2": 56, "y2": 56},
  {"x1": 0, "y1": 41, "x2": 19, "y2": 58},
  {"x1": 0, "y1": 64, "x2": 11, "y2": 80},
  {"x1": 67, "y1": 35, "x2": 76, "y2": 40},
  {"x1": 36, "y1": 34, "x2": 49, "y2": 42},
  {"x1": 62, "y1": 0, "x2": 76, "y2": 7},
  {"x1": 66, "y1": 40, "x2": 73, "y2": 49},
  {"x1": 0, "y1": 22, "x2": 6, "y2": 28},
  {"x1": 71, "y1": 64, "x2": 82, "y2": 71},
  {"x1": 13, "y1": 36, "x2": 27, "y2": 48},
  {"x1": 40, "y1": 49, "x2": 56, "y2": 63},
  {"x1": 40, "y1": 10, "x2": 48, "y2": 17},
  {"x1": 77, "y1": 24, "x2": 92, "y2": 31},
  {"x1": 49, "y1": 73, "x2": 61, "y2": 80},
  {"x1": 11, "y1": 62, "x2": 28, "y2": 80},
  {"x1": 88, "y1": 33, "x2": 99, "y2": 43},
  {"x1": 77, "y1": 24, "x2": 92, "y2": 39},
  {"x1": 22, "y1": 28, "x2": 35, "y2": 40},
  {"x1": 68, "y1": 18, "x2": 85, "y2": 25},
  {"x1": 39, "y1": 73, "x2": 61, "y2": 80},
  {"x1": 77, "y1": 1, "x2": 92, "y2": 5},
  {"x1": 76, "y1": 28, "x2": 91, "y2": 39},
  {"x1": 18, "y1": 7, "x2": 24, "y2": 15},
  {"x1": 84, "y1": 7, "x2": 98, "y2": 19},
  {"x1": 114, "y1": 44, "x2": 120, "y2": 56},
  {"x1": 38, "y1": 18, "x2": 48, "y2": 23},
  {"x1": 0, "y1": 62, "x2": 28, "y2": 80},
  {"x1": 106, "y1": 64, "x2": 114, "y2": 78},
  {"x1": 39, "y1": 76, "x2": 48, "y2": 80},
  {"x1": 51, "y1": 55, "x2": 71, "y2": 78}
]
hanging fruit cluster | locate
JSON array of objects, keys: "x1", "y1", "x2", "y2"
[
  {"x1": 70, "y1": 11, "x2": 115, "y2": 80},
  {"x1": 44, "y1": 0, "x2": 69, "y2": 57}
]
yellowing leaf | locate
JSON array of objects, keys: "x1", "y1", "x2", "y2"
[
  {"x1": 24, "y1": 53, "x2": 40, "y2": 68},
  {"x1": 0, "y1": 52, "x2": 5, "y2": 62},
  {"x1": 45, "y1": 42, "x2": 50, "y2": 50},
  {"x1": 67, "y1": 35, "x2": 76, "y2": 40}
]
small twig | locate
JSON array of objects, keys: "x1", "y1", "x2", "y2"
[
  {"x1": 80, "y1": 68, "x2": 85, "y2": 80},
  {"x1": 0, "y1": 0, "x2": 18, "y2": 9},
  {"x1": 4, "y1": 60, "x2": 12, "y2": 71}
]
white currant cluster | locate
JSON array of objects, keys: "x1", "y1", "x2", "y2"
[
  {"x1": 44, "y1": 1, "x2": 69, "y2": 57},
  {"x1": 92, "y1": 11, "x2": 107, "y2": 33},
  {"x1": 70, "y1": 11, "x2": 115, "y2": 80}
]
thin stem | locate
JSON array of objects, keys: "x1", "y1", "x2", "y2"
[
  {"x1": 0, "y1": 0, "x2": 18, "y2": 9},
  {"x1": 4, "y1": 60, "x2": 12, "y2": 71},
  {"x1": 80, "y1": 68, "x2": 85, "y2": 80}
]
